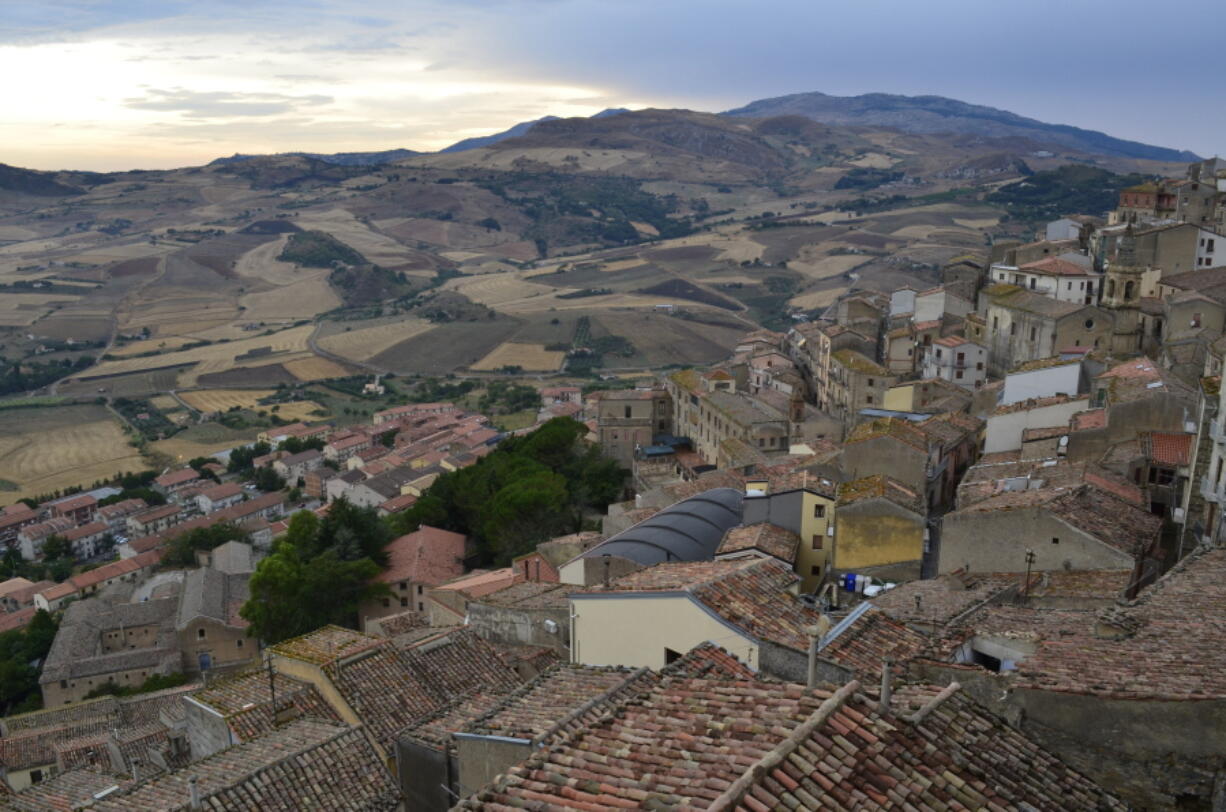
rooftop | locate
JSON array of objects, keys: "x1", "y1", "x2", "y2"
[
  {"x1": 571, "y1": 487, "x2": 744, "y2": 568},
  {"x1": 457, "y1": 676, "x2": 1121, "y2": 810},
  {"x1": 836, "y1": 475, "x2": 924, "y2": 514},
  {"x1": 716, "y1": 523, "x2": 800, "y2": 564},
  {"x1": 379, "y1": 525, "x2": 466, "y2": 587}
]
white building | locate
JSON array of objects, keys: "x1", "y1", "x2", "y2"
[
  {"x1": 922, "y1": 337, "x2": 988, "y2": 390},
  {"x1": 988, "y1": 256, "x2": 1100, "y2": 305}
]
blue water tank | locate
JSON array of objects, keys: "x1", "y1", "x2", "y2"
[{"x1": 842, "y1": 573, "x2": 858, "y2": 592}]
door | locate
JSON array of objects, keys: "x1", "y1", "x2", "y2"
[{"x1": 198, "y1": 651, "x2": 212, "y2": 671}]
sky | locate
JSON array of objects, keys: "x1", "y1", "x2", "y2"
[{"x1": 2, "y1": 0, "x2": 1221, "y2": 171}]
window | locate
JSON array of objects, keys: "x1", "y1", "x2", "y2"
[
  {"x1": 956, "y1": 370, "x2": 964, "y2": 379},
  {"x1": 1029, "y1": 327, "x2": 1037, "y2": 341},
  {"x1": 382, "y1": 598, "x2": 390, "y2": 608},
  {"x1": 810, "y1": 565, "x2": 821, "y2": 576},
  {"x1": 1010, "y1": 323, "x2": 1017, "y2": 336},
  {"x1": 418, "y1": 602, "x2": 424, "y2": 611},
  {"x1": 1051, "y1": 537, "x2": 1060, "y2": 545},
  {"x1": 1193, "y1": 313, "x2": 1202, "y2": 328},
  {"x1": 811, "y1": 535, "x2": 823, "y2": 550},
  {"x1": 1084, "y1": 318, "x2": 1095, "y2": 330},
  {"x1": 400, "y1": 597, "x2": 409, "y2": 607},
  {"x1": 197, "y1": 628, "x2": 206, "y2": 639},
  {"x1": 814, "y1": 504, "x2": 825, "y2": 519},
  {"x1": 992, "y1": 316, "x2": 999, "y2": 329},
  {"x1": 236, "y1": 639, "x2": 243, "y2": 648},
  {"x1": 976, "y1": 362, "x2": 984, "y2": 371},
  {"x1": 398, "y1": 581, "x2": 407, "y2": 591},
  {"x1": 417, "y1": 584, "x2": 423, "y2": 595},
  {"x1": 956, "y1": 352, "x2": 965, "y2": 363},
  {"x1": 624, "y1": 406, "x2": 632, "y2": 419},
  {"x1": 866, "y1": 395, "x2": 873, "y2": 405}
]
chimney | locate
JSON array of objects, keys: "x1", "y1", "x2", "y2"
[
  {"x1": 189, "y1": 776, "x2": 201, "y2": 810},
  {"x1": 877, "y1": 658, "x2": 893, "y2": 716},
  {"x1": 806, "y1": 625, "x2": 821, "y2": 688}
]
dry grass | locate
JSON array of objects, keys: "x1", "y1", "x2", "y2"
[
  {"x1": 148, "y1": 395, "x2": 181, "y2": 411},
  {"x1": 239, "y1": 277, "x2": 340, "y2": 322},
  {"x1": 848, "y1": 152, "x2": 897, "y2": 169},
  {"x1": 317, "y1": 319, "x2": 435, "y2": 362},
  {"x1": 789, "y1": 285, "x2": 849, "y2": 310},
  {"x1": 109, "y1": 336, "x2": 199, "y2": 357},
  {"x1": 283, "y1": 356, "x2": 351, "y2": 381},
  {"x1": 954, "y1": 217, "x2": 1000, "y2": 229},
  {"x1": 470, "y1": 342, "x2": 566, "y2": 371},
  {"x1": 789, "y1": 253, "x2": 867, "y2": 281},
  {"x1": 0, "y1": 406, "x2": 145, "y2": 501},
  {"x1": 270, "y1": 400, "x2": 330, "y2": 421},
  {"x1": 445, "y1": 273, "x2": 557, "y2": 308},
  {"x1": 179, "y1": 389, "x2": 275, "y2": 413}
]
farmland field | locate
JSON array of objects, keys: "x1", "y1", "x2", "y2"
[
  {"x1": 470, "y1": 342, "x2": 566, "y2": 372},
  {"x1": 316, "y1": 318, "x2": 436, "y2": 362},
  {"x1": 179, "y1": 389, "x2": 276, "y2": 412},
  {"x1": 283, "y1": 356, "x2": 352, "y2": 381},
  {"x1": 0, "y1": 405, "x2": 146, "y2": 502},
  {"x1": 75, "y1": 324, "x2": 314, "y2": 380}
]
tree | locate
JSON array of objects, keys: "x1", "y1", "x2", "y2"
[
  {"x1": 40, "y1": 535, "x2": 73, "y2": 562},
  {"x1": 240, "y1": 503, "x2": 388, "y2": 644},
  {"x1": 252, "y1": 466, "x2": 286, "y2": 493},
  {"x1": 227, "y1": 442, "x2": 272, "y2": 473},
  {"x1": 161, "y1": 523, "x2": 246, "y2": 568}
]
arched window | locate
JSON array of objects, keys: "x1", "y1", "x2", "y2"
[
  {"x1": 1107, "y1": 279, "x2": 1116, "y2": 298},
  {"x1": 1124, "y1": 280, "x2": 1135, "y2": 301}
]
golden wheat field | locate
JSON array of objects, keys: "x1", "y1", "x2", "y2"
[
  {"x1": 283, "y1": 356, "x2": 352, "y2": 381},
  {"x1": 0, "y1": 406, "x2": 145, "y2": 501},
  {"x1": 470, "y1": 342, "x2": 566, "y2": 372},
  {"x1": 178, "y1": 389, "x2": 274, "y2": 412}
]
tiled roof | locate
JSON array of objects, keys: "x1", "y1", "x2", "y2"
[
  {"x1": 1020, "y1": 257, "x2": 1095, "y2": 276},
  {"x1": 831, "y1": 348, "x2": 889, "y2": 376},
  {"x1": 4, "y1": 769, "x2": 132, "y2": 811},
  {"x1": 197, "y1": 482, "x2": 241, "y2": 502},
  {"x1": 433, "y1": 568, "x2": 518, "y2": 598},
  {"x1": 176, "y1": 568, "x2": 249, "y2": 630},
  {"x1": 474, "y1": 581, "x2": 575, "y2": 609},
  {"x1": 153, "y1": 469, "x2": 198, "y2": 488},
  {"x1": 716, "y1": 523, "x2": 800, "y2": 563},
  {"x1": 398, "y1": 687, "x2": 515, "y2": 750},
  {"x1": 662, "y1": 641, "x2": 760, "y2": 680},
  {"x1": 89, "y1": 718, "x2": 400, "y2": 811},
  {"x1": 872, "y1": 572, "x2": 1019, "y2": 626},
  {"x1": 1097, "y1": 357, "x2": 1194, "y2": 403},
  {"x1": 844, "y1": 417, "x2": 928, "y2": 452},
  {"x1": 188, "y1": 667, "x2": 341, "y2": 743},
  {"x1": 461, "y1": 663, "x2": 655, "y2": 743},
  {"x1": 458, "y1": 676, "x2": 1121, "y2": 810},
  {"x1": 818, "y1": 606, "x2": 929, "y2": 676},
  {"x1": 378, "y1": 525, "x2": 466, "y2": 586},
  {"x1": 1139, "y1": 431, "x2": 1194, "y2": 466},
  {"x1": 41, "y1": 597, "x2": 180, "y2": 683},
  {"x1": 269, "y1": 625, "x2": 384, "y2": 666},
  {"x1": 527, "y1": 531, "x2": 604, "y2": 568},
  {"x1": 992, "y1": 393, "x2": 1088, "y2": 416},
  {"x1": 837, "y1": 475, "x2": 924, "y2": 514},
  {"x1": 1071, "y1": 408, "x2": 1106, "y2": 430}
]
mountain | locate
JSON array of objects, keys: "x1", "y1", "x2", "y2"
[
  {"x1": 208, "y1": 147, "x2": 418, "y2": 168},
  {"x1": 441, "y1": 108, "x2": 631, "y2": 153},
  {"x1": 723, "y1": 91, "x2": 1199, "y2": 163}
]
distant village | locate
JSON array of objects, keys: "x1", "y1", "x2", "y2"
[{"x1": 0, "y1": 157, "x2": 1223, "y2": 809}]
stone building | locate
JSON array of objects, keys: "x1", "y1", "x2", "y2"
[
  {"x1": 980, "y1": 283, "x2": 1115, "y2": 376},
  {"x1": 593, "y1": 388, "x2": 672, "y2": 468},
  {"x1": 922, "y1": 336, "x2": 988, "y2": 390},
  {"x1": 175, "y1": 567, "x2": 254, "y2": 673},
  {"x1": 833, "y1": 475, "x2": 927, "y2": 581},
  {"x1": 826, "y1": 350, "x2": 897, "y2": 428},
  {"x1": 358, "y1": 525, "x2": 466, "y2": 630}
]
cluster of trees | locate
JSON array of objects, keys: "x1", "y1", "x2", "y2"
[
  {"x1": 478, "y1": 381, "x2": 541, "y2": 415},
  {"x1": 987, "y1": 165, "x2": 1150, "y2": 223},
  {"x1": 83, "y1": 671, "x2": 189, "y2": 700},
  {"x1": 392, "y1": 418, "x2": 624, "y2": 563},
  {"x1": 242, "y1": 501, "x2": 391, "y2": 643},
  {"x1": 0, "y1": 355, "x2": 95, "y2": 396},
  {"x1": 0, "y1": 610, "x2": 59, "y2": 714},
  {"x1": 278, "y1": 230, "x2": 366, "y2": 268},
  {"x1": 161, "y1": 522, "x2": 246, "y2": 569}
]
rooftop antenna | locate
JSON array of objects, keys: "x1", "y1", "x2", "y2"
[{"x1": 1023, "y1": 549, "x2": 1036, "y2": 601}]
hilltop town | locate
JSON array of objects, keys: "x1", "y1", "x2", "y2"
[{"x1": 0, "y1": 147, "x2": 1224, "y2": 810}]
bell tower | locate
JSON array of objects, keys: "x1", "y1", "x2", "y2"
[{"x1": 1101, "y1": 226, "x2": 1143, "y2": 354}]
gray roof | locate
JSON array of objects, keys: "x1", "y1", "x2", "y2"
[
  {"x1": 575, "y1": 488, "x2": 744, "y2": 566},
  {"x1": 41, "y1": 598, "x2": 180, "y2": 683},
  {"x1": 176, "y1": 567, "x2": 250, "y2": 630}
]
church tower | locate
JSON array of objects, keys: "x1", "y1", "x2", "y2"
[{"x1": 1101, "y1": 226, "x2": 1144, "y2": 355}]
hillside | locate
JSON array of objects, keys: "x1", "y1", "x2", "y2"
[
  {"x1": 209, "y1": 147, "x2": 418, "y2": 167},
  {"x1": 441, "y1": 108, "x2": 631, "y2": 153},
  {"x1": 0, "y1": 163, "x2": 85, "y2": 197},
  {"x1": 724, "y1": 91, "x2": 1199, "y2": 163}
]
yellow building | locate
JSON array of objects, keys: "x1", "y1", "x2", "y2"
[{"x1": 833, "y1": 475, "x2": 926, "y2": 579}]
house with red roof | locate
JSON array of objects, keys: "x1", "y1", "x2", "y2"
[{"x1": 358, "y1": 525, "x2": 466, "y2": 631}]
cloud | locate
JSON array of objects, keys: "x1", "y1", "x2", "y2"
[{"x1": 123, "y1": 88, "x2": 333, "y2": 118}]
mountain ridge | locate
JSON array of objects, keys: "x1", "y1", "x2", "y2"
[{"x1": 722, "y1": 91, "x2": 1199, "y2": 163}]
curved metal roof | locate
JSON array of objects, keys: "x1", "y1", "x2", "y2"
[{"x1": 581, "y1": 488, "x2": 744, "y2": 566}]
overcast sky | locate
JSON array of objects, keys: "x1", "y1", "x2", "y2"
[{"x1": 3, "y1": 0, "x2": 1221, "y2": 171}]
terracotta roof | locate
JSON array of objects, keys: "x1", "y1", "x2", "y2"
[
  {"x1": 190, "y1": 668, "x2": 342, "y2": 744},
  {"x1": 50, "y1": 493, "x2": 97, "y2": 513},
  {"x1": 433, "y1": 567, "x2": 519, "y2": 598},
  {"x1": 198, "y1": 482, "x2": 242, "y2": 502},
  {"x1": 1020, "y1": 257, "x2": 1095, "y2": 277},
  {"x1": 153, "y1": 468, "x2": 198, "y2": 488},
  {"x1": 378, "y1": 525, "x2": 465, "y2": 587},
  {"x1": 461, "y1": 663, "x2": 655, "y2": 743},
  {"x1": 1022, "y1": 425, "x2": 1068, "y2": 442},
  {"x1": 1096, "y1": 357, "x2": 1194, "y2": 403},
  {"x1": 661, "y1": 641, "x2": 759, "y2": 680},
  {"x1": 458, "y1": 676, "x2": 1121, "y2": 810},
  {"x1": 90, "y1": 718, "x2": 399, "y2": 811},
  {"x1": 872, "y1": 571, "x2": 1020, "y2": 626},
  {"x1": 1011, "y1": 547, "x2": 1226, "y2": 699},
  {"x1": 716, "y1": 523, "x2": 800, "y2": 563},
  {"x1": 1139, "y1": 431, "x2": 1194, "y2": 467}
]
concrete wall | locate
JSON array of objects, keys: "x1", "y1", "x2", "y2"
[
  {"x1": 396, "y1": 738, "x2": 455, "y2": 812},
  {"x1": 183, "y1": 695, "x2": 235, "y2": 760},
  {"x1": 558, "y1": 554, "x2": 641, "y2": 587},
  {"x1": 454, "y1": 735, "x2": 533, "y2": 802},
  {"x1": 984, "y1": 398, "x2": 1088, "y2": 453},
  {"x1": 570, "y1": 594, "x2": 757, "y2": 670},
  {"x1": 835, "y1": 500, "x2": 923, "y2": 571},
  {"x1": 842, "y1": 438, "x2": 927, "y2": 497},
  {"x1": 939, "y1": 508, "x2": 1136, "y2": 574},
  {"x1": 1001, "y1": 364, "x2": 1082, "y2": 406},
  {"x1": 467, "y1": 602, "x2": 570, "y2": 653},
  {"x1": 757, "y1": 640, "x2": 852, "y2": 684}
]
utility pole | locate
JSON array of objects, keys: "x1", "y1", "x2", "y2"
[{"x1": 1023, "y1": 548, "x2": 1036, "y2": 600}]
